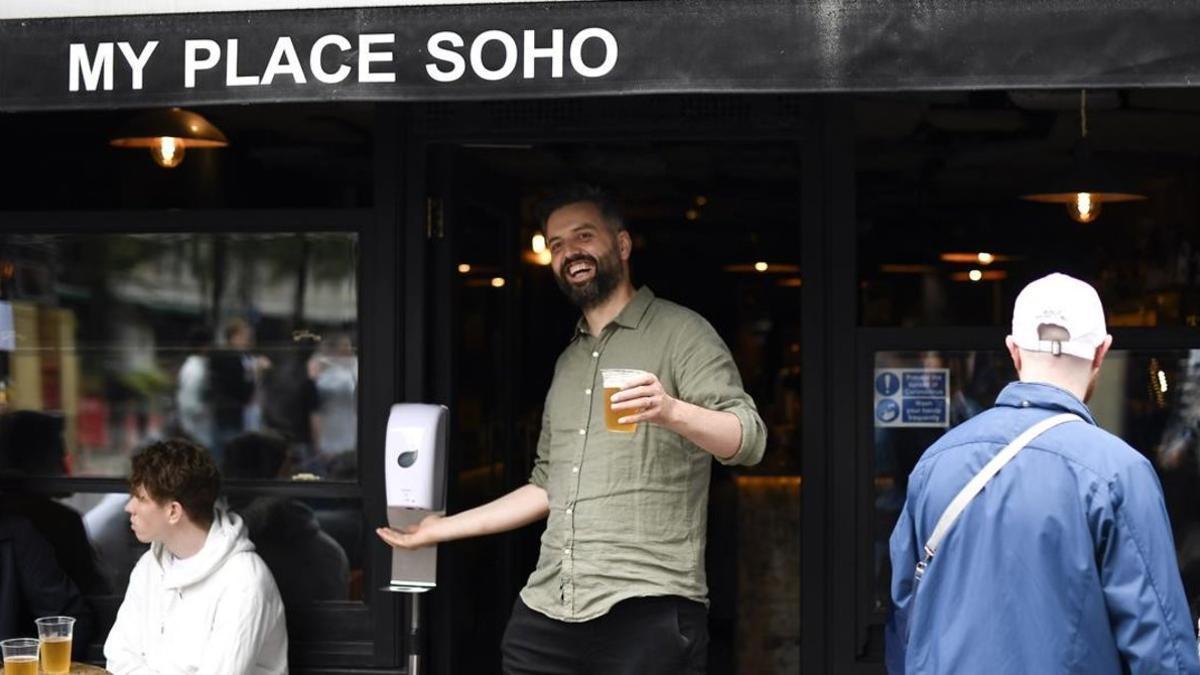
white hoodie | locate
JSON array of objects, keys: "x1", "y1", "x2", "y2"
[{"x1": 104, "y1": 506, "x2": 288, "y2": 675}]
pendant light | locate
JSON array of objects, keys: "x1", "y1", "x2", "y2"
[
  {"x1": 110, "y1": 108, "x2": 229, "y2": 169},
  {"x1": 1019, "y1": 90, "x2": 1145, "y2": 223}
]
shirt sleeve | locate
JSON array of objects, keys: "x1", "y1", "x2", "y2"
[
  {"x1": 529, "y1": 391, "x2": 553, "y2": 489},
  {"x1": 104, "y1": 556, "x2": 157, "y2": 675},
  {"x1": 672, "y1": 314, "x2": 766, "y2": 466},
  {"x1": 1097, "y1": 459, "x2": 1200, "y2": 674}
]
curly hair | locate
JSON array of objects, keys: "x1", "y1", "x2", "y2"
[{"x1": 130, "y1": 438, "x2": 220, "y2": 529}]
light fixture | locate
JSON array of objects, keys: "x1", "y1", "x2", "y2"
[
  {"x1": 491, "y1": 277, "x2": 506, "y2": 288},
  {"x1": 754, "y1": 262, "x2": 769, "y2": 272},
  {"x1": 457, "y1": 263, "x2": 472, "y2": 274},
  {"x1": 1020, "y1": 90, "x2": 1145, "y2": 223},
  {"x1": 110, "y1": 107, "x2": 229, "y2": 169},
  {"x1": 531, "y1": 233, "x2": 547, "y2": 253},
  {"x1": 968, "y1": 269, "x2": 983, "y2": 282}
]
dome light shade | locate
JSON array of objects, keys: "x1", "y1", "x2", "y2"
[
  {"x1": 1019, "y1": 91, "x2": 1144, "y2": 223},
  {"x1": 110, "y1": 108, "x2": 228, "y2": 168}
]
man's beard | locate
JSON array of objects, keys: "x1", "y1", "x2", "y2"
[{"x1": 555, "y1": 248, "x2": 623, "y2": 310}]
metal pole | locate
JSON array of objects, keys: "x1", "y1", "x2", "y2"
[{"x1": 408, "y1": 592, "x2": 423, "y2": 675}]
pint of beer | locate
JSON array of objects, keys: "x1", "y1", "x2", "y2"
[
  {"x1": 1, "y1": 638, "x2": 39, "y2": 675},
  {"x1": 600, "y1": 369, "x2": 650, "y2": 433},
  {"x1": 35, "y1": 616, "x2": 74, "y2": 675}
]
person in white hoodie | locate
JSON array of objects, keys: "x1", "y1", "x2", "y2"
[{"x1": 104, "y1": 438, "x2": 288, "y2": 675}]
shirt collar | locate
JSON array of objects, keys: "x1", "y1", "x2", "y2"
[
  {"x1": 994, "y1": 381, "x2": 1097, "y2": 425},
  {"x1": 573, "y1": 286, "x2": 656, "y2": 337}
]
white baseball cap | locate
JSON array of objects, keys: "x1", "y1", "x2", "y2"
[{"x1": 1010, "y1": 273, "x2": 1109, "y2": 360}]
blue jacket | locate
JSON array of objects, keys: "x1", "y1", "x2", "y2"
[{"x1": 889, "y1": 381, "x2": 1200, "y2": 674}]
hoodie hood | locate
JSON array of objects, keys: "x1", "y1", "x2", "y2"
[{"x1": 151, "y1": 505, "x2": 255, "y2": 590}]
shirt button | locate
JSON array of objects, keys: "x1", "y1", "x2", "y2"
[
  {"x1": 584, "y1": 388, "x2": 592, "y2": 395},
  {"x1": 578, "y1": 429, "x2": 586, "y2": 435},
  {"x1": 563, "y1": 548, "x2": 571, "y2": 555},
  {"x1": 591, "y1": 351, "x2": 599, "y2": 358},
  {"x1": 572, "y1": 466, "x2": 579, "y2": 473},
  {"x1": 566, "y1": 508, "x2": 573, "y2": 515}
]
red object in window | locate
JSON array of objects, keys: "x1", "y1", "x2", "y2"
[{"x1": 77, "y1": 396, "x2": 109, "y2": 450}]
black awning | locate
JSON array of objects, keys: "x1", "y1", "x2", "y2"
[{"x1": 3, "y1": 0, "x2": 1200, "y2": 111}]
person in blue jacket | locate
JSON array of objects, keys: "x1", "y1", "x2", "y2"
[{"x1": 888, "y1": 272, "x2": 1200, "y2": 674}]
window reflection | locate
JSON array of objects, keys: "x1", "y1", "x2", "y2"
[
  {"x1": 873, "y1": 348, "x2": 1200, "y2": 625},
  {"x1": 0, "y1": 232, "x2": 358, "y2": 480}
]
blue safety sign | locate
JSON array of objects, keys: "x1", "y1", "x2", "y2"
[{"x1": 874, "y1": 367, "x2": 950, "y2": 428}]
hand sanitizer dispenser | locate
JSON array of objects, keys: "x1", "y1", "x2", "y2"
[{"x1": 384, "y1": 403, "x2": 448, "y2": 593}]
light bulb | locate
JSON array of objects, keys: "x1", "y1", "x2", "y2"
[
  {"x1": 150, "y1": 137, "x2": 185, "y2": 168},
  {"x1": 977, "y1": 252, "x2": 995, "y2": 265},
  {"x1": 491, "y1": 277, "x2": 506, "y2": 288},
  {"x1": 968, "y1": 269, "x2": 983, "y2": 282},
  {"x1": 754, "y1": 262, "x2": 769, "y2": 272},
  {"x1": 532, "y1": 233, "x2": 547, "y2": 253},
  {"x1": 1066, "y1": 192, "x2": 1101, "y2": 223}
]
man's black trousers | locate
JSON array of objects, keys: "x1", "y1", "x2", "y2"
[{"x1": 501, "y1": 595, "x2": 708, "y2": 675}]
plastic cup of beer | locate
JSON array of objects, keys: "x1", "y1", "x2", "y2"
[
  {"x1": 1, "y1": 638, "x2": 39, "y2": 675},
  {"x1": 600, "y1": 368, "x2": 650, "y2": 433},
  {"x1": 35, "y1": 616, "x2": 74, "y2": 675}
]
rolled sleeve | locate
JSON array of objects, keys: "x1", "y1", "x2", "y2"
[
  {"x1": 529, "y1": 395, "x2": 552, "y2": 489},
  {"x1": 718, "y1": 403, "x2": 766, "y2": 466},
  {"x1": 674, "y1": 315, "x2": 766, "y2": 467}
]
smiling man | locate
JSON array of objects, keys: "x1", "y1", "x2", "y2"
[
  {"x1": 104, "y1": 438, "x2": 288, "y2": 675},
  {"x1": 377, "y1": 184, "x2": 766, "y2": 675}
]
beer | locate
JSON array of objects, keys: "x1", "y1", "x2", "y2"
[
  {"x1": 39, "y1": 636, "x2": 71, "y2": 674},
  {"x1": 603, "y1": 387, "x2": 638, "y2": 432},
  {"x1": 3, "y1": 655, "x2": 38, "y2": 675},
  {"x1": 599, "y1": 368, "x2": 651, "y2": 433},
  {"x1": 0, "y1": 638, "x2": 39, "y2": 675},
  {"x1": 34, "y1": 616, "x2": 74, "y2": 675}
]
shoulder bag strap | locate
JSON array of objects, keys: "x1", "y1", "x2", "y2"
[{"x1": 914, "y1": 412, "x2": 1083, "y2": 582}]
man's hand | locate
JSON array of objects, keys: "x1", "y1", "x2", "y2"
[
  {"x1": 609, "y1": 372, "x2": 678, "y2": 427},
  {"x1": 376, "y1": 514, "x2": 444, "y2": 550}
]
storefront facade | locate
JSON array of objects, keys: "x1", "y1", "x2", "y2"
[{"x1": 4, "y1": 2, "x2": 1200, "y2": 673}]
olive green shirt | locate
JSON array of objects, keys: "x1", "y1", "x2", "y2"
[{"x1": 520, "y1": 286, "x2": 766, "y2": 622}]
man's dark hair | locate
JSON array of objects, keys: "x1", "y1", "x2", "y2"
[
  {"x1": 536, "y1": 184, "x2": 626, "y2": 233},
  {"x1": 130, "y1": 438, "x2": 220, "y2": 529}
]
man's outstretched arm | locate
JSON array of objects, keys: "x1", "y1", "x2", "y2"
[{"x1": 376, "y1": 483, "x2": 550, "y2": 550}]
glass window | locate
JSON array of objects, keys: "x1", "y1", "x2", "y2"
[
  {"x1": 0, "y1": 232, "x2": 359, "y2": 480},
  {"x1": 856, "y1": 90, "x2": 1200, "y2": 328},
  {"x1": 872, "y1": 348, "x2": 1200, "y2": 624}
]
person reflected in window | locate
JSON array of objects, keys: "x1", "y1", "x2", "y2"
[
  {"x1": 377, "y1": 185, "x2": 767, "y2": 675},
  {"x1": 260, "y1": 339, "x2": 319, "y2": 474},
  {"x1": 104, "y1": 438, "x2": 288, "y2": 675},
  {"x1": 224, "y1": 430, "x2": 351, "y2": 604},
  {"x1": 308, "y1": 332, "x2": 358, "y2": 478},
  {"x1": 175, "y1": 326, "x2": 214, "y2": 451},
  {"x1": 0, "y1": 514, "x2": 94, "y2": 660},
  {"x1": 208, "y1": 318, "x2": 270, "y2": 463}
]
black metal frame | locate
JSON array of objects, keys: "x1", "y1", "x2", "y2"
[
  {"x1": 0, "y1": 199, "x2": 406, "y2": 670},
  {"x1": 406, "y1": 95, "x2": 823, "y2": 675}
]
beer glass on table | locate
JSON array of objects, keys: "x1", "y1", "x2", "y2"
[
  {"x1": 35, "y1": 616, "x2": 74, "y2": 675},
  {"x1": 601, "y1": 368, "x2": 650, "y2": 433},
  {"x1": 0, "y1": 638, "x2": 39, "y2": 675}
]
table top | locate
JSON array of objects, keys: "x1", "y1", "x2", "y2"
[{"x1": 1, "y1": 663, "x2": 109, "y2": 674}]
